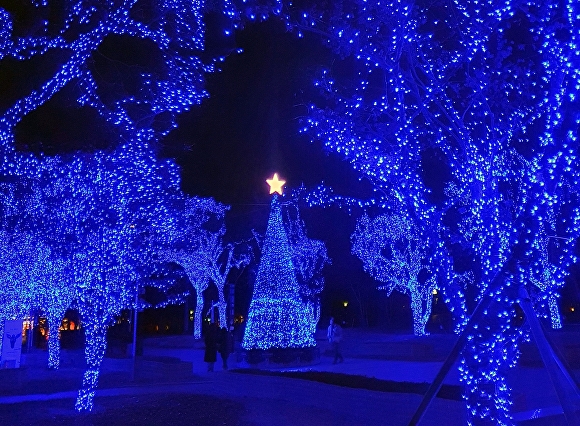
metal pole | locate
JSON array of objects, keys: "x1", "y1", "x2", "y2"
[
  {"x1": 408, "y1": 265, "x2": 510, "y2": 425},
  {"x1": 27, "y1": 311, "x2": 34, "y2": 352},
  {"x1": 228, "y1": 283, "x2": 235, "y2": 329},
  {"x1": 518, "y1": 287, "x2": 580, "y2": 424},
  {"x1": 131, "y1": 285, "x2": 138, "y2": 381}
]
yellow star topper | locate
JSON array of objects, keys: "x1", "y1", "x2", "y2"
[{"x1": 266, "y1": 173, "x2": 286, "y2": 195}]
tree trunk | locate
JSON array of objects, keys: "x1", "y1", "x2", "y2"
[
  {"x1": 410, "y1": 289, "x2": 430, "y2": 336},
  {"x1": 548, "y1": 294, "x2": 562, "y2": 329},
  {"x1": 75, "y1": 324, "x2": 107, "y2": 412},
  {"x1": 314, "y1": 299, "x2": 321, "y2": 329},
  {"x1": 0, "y1": 317, "x2": 4, "y2": 355},
  {"x1": 47, "y1": 315, "x2": 61, "y2": 369},
  {"x1": 193, "y1": 291, "x2": 203, "y2": 339},
  {"x1": 216, "y1": 284, "x2": 227, "y2": 328}
]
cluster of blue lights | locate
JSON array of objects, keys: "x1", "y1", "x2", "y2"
[
  {"x1": 283, "y1": 199, "x2": 331, "y2": 336},
  {"x1": 160, "y1": 195, "x2": 236, "y2": 339},
  {"x1": 293, "y1": 0, "x2": 580, "y2": 422},
  {"x1": 243, "y1": 195, "x2": 316, "y2": 350}
]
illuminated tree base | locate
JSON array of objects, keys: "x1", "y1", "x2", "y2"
[
  {"x1": 242, "y1": 298, "x2": 316, "y2": 350},
  {"x1": 548, "y1": 296, "x2": 562, "y2": 330},
  {"x1": 47, "y1": 337, "x2": 60, "y2": 369},
  {"x1": 75, "y1": 368, "x2": 100, "y2": 412}
]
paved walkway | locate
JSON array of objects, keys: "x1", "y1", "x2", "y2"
[{"x1": 0, "y1": 328, "x2": 578, "y2": 425}]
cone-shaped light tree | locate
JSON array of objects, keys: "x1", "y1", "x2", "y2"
[{"x1": 242, "y1": 174, "x2": 316, "y2": 350}]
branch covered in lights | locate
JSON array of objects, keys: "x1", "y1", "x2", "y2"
[{"x1": 283, "y1": 200, "x2": 330, "y2": 335}]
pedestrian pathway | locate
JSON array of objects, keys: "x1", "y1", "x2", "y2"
[{"x1": 0, "y1": 328, "x2": 577, "y2": 425}]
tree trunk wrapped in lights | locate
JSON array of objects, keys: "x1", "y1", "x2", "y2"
[
  {"x1": 207, "y1": 237, "x2": 251, "y2": 329},
  {"x1": 74, "y1": 321, "x2": 108, "y2": 412}
]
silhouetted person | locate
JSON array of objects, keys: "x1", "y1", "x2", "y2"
[
  {"x1": 219, "y1": 327, "x2": 233, "y2": 370},
  {"x1": 204, "y1": 322, "x2": 218, "y2": 372}
]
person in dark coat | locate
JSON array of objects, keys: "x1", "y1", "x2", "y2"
[
  {"x1": 218, "y1": 327, "x2": 233, "y2": 370},
  {"x1": 204, "y1": 322, "x2": 218, "y2": 372}
]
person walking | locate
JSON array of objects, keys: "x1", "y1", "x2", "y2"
[
  {"x1": 327, "y1": 317, "x2": 344, "y2": 364},
  {"x1": 218, "y1": 326, "x2": 233, "y2": 370},
  {"x1": 204, "y1": 322, "x2": 218, "y2": 372}
]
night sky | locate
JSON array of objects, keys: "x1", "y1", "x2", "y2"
[{"x1": 163, "y1": 20, "x2": 383, "y2": 323}]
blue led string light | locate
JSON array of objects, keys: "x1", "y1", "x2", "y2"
[
  {"x1": 293, "y1": 0, "x2": 580, "y2": 422},
  {"x1": 242, "y1": 194, "x2": 316, "y2": 350},
  {"x1": 160, "y1": 196, "x2": 229, "y2": 339}
]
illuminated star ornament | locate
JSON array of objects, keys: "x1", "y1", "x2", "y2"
[{"x1": 266, "y1": 173, "x2": 286, "y2": 195}]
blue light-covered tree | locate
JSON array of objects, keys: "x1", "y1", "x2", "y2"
[
  {"x1": 0, "y1": 180, "x2": 75, "y2": 370},
  {"x1": 207, "y1": 234, "x2": 251, "y2": 328},
  {"x1": 351, "y1": 213, "x2": 437, "y2": 336},
  {"x1": 294, "y1": 0, "x2": 580, "y2": 422},
  {"x1": 242, "y1": 177, "x2": 316, "y2": 350},
  {"x1": 43, "y1": 150, "x2": 182, "y2": 412},
  {"x1": 160, "y1": 195, "x2": 229, "y2": 339},
  {"x1": 283, "y1": 200, "x2": 330, "y2": 335}
]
